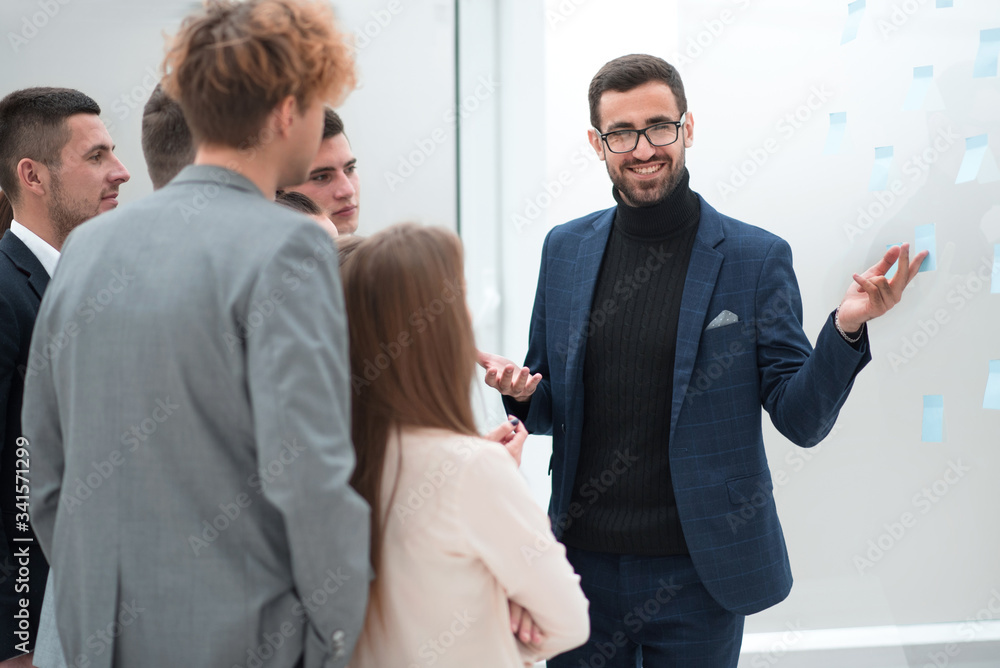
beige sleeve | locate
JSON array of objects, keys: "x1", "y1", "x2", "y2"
[{"x1": 456, "y1": 443, "x2": 590, "y2": 663}]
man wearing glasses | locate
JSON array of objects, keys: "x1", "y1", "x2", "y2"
[{"x1": 480, "y1": 54, "x2": 926, "y2": 666}]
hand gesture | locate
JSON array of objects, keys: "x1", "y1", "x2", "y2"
[
  {"x1": 483, "y1": 417, "x2": 528, "y2": 466},
  {"x1": 837, "y1": 242, "x2": 929, "y2": 333},
  {"x1": 477, "y1": 350, "x2": 542, "y2": 402}
]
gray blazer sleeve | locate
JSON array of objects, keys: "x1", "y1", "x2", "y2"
[
  {"x1": 22, "y1": 297, "x2": 63, "y2": 560},
  {"x1": 245, "y1": 224, "x2": 370, "y2": 666}
]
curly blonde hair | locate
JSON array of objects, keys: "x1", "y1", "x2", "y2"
[{"x1": 162, "y1": 0, "x2": 355, "y2": 148}]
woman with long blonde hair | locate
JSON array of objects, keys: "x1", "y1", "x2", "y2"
[{"x1": 343, "y1": 224, "x2": 589, "y2": 667}]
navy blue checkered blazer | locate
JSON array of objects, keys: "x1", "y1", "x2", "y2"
[{"x1": 505, "y1": 195, "x2": 871, "y2": 616}]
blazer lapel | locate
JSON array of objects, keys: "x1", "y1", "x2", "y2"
[
  {"x1": 669, "y1": 196, "x2": 725, "y2": 442},
  {"x1": 565, "y1": 208, "x2": 615, "y2": 391},
  {"x1": 0, "y1": 232, "x2": 50, "y2": 301}
]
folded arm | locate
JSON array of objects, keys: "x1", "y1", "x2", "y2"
[{"x1": 457, "y1": 445, "x2": 589, "y2": 663}]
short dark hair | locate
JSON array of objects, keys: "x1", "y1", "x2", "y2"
[
  {"x1": 142, "y1": 84, "x2": 195, "y2": 190},
  {"x1": 276, "y1": 189, "x2": 322, "y2": 216},
  {"x1": 323, "y1": 107, "x2": 344, "y2": 140},
  {"x1": 588, "y1": 54, "x2": 687, "y2": 130},
  {"x1": 0, "y1": 87, "x2": 101, "y2": 204}
]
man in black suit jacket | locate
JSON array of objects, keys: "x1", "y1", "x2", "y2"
[{"x1": 0, "y1": 87, "x2": 129, "y2": 666}]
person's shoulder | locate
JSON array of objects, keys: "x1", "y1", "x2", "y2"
[
  {"x1": 552, "y1": 206, "x2": 614, "y2": 237},
  {"x1": 404, "y1": 429, "x2": 515, "y2": 479},
  {"x1": 405, "y1": 428, "x2": 492, "y2": 457},
  {"x1": 699, "y1": 196, "x2": 787, "y2": 254},
  {"x1": 0, "y1": 236, "x2": 20, "y2": 278},
  {"x1": 541, "y1": 206, "x2": 615, "y2": 256}
]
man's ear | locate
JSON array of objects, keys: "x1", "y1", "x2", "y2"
[
  {"x1": 272, "y1": 95, "x2": 298, "y2": 138},
  {"x1": 17, "y1": 158, "x2": 48, "y2": 198},
  {"x1": 682, "y1": 112, "x2": 694, "y2": 149},
  {"x1": 587, "y1": 128, "x2": 606, "y2": 162}
]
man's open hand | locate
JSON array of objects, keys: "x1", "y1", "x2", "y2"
[
  {"x1": 477, "y1": 350, "x2": 542, "y2": 402},
  {"x1": 837, "y1": 242, "x2": 929, "y2": 333}
]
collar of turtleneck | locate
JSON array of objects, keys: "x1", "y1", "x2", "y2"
[{"x1": 612, "y1": 168, "x2": 701, "y2": 240}]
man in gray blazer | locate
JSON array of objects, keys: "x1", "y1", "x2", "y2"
[{"x1": 21, "y1": 2, "x2": 369, "y2": 667}]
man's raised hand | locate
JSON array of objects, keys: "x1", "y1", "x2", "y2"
[
  {"x1": 837, "y1": 242, "x2": 929, "y2": 333},
  {"x1": 477, "y1": 350, "x2": 542, "y2": 402}
]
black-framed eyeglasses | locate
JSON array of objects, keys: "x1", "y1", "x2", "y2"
[{"x1": 598, "y1": 113, "x2": 687, "y2": 153}]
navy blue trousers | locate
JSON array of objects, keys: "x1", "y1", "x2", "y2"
[{"x1": 548, "y1": 547, "x2": 744, "y2": 668}]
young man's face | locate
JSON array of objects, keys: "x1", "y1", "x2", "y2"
[
  {"x1": 287, "y1": 133, "x2": 360, "y2": 235},
  {"x1": 47, "y1": 113, "x2": 130, "y2": 241},
  {"x1": 587, "y1": 81, "x2": 694, "y2": 207}
]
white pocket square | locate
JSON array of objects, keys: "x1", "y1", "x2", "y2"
[{"x1": 705, "y1": 310, "x2": 740, "y2": 331}]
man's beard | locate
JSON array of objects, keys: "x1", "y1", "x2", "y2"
[
  {"x1": 609, "y1": 148, "x2": 686, "y2": 207},
  {"x1": 48, "y1": 171, "x2": 99, "y2": 245}
]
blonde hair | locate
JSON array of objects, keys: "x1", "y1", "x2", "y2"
[{"x1": 162, "y1": 0, "x2": 355, "y2": 148}]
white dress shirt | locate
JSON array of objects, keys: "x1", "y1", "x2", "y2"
[{"x1": 8, "y1": 219, "x2": 59, "y2": 275}]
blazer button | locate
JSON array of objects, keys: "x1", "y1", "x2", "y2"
[
  {"x1": 332, "y1": 629, "x2": 346, "y2": 658},
  {"x1": 561, "y1": 423, "x2": 566, "y2": 433}
]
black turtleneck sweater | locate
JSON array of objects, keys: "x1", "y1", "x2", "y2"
[{"x1": 561, "y1": 169, "x2": 701, "y2": 556}]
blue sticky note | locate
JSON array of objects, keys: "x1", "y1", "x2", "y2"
[
  {"x1": 886, "y1": 243, "x2": 901, "y2": 279},
  {"x1": 956, "y1": 134, "x2": 989, "y2": 184},
  {"x1": 974, "y1": 28, "x2": 1000, "y2": 78},
  {"x1": 936, "y1": 0, "x2": 952, "y2": 7},
  {"x1": 976, "y1": 136, "x2": 1000, "y2": 183},
  {"x1": 984, "y1": 360, "x2": 1000, "y2": 410},
  {"x1": 922, "y1": 395, "x2": 944, "y2": 442},
  {"x1": 914, "y1": 224, "x2": 936, "y2": 272},
  {"x1": 902, "y1": 66, "x2": 934, "y2": 111},
  {"x1": 954, "y1": 135, "x2": 1000, "y2": 183},
  {"x1": 824, "y1": 112, "x2": 847, "y2": 155},
  {"x1": 841, "y1": 0, "x2": 865, "y2": 45},
  {"x1": 992, "y1": 244, "x2": 1000, "y2": 294},
  {"x1": 869, "y1": 146, "x2": 893, "y2": 191}
]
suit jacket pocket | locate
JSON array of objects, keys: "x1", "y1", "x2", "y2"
[{"x1": 726, "y1": 470, "x2": 773, "y2": 506}]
